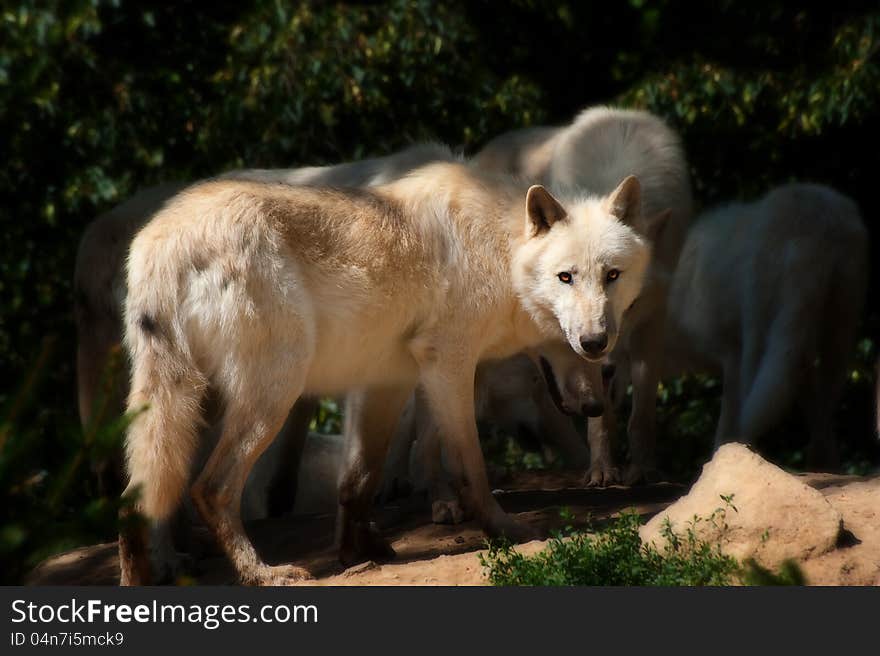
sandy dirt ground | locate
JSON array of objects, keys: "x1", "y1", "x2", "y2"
[{"x1": 26, "y1": 470, "x2": 878, "y2": 586}]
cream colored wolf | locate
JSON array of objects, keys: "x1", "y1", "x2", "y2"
[
  {"x1": 654, "y1": 183, "x2": 867, "y2": 463},
  {"x1": 74, "y1": 143, "x2": 596, "y2": 510},
  {"x1": 76, "y1": 145, "x2": 456, "y2": 581},
  {"x1": 119, "y1": 160, "x2": 659, "y2": 585},
  {"x1": 75, "y1": 144, "x2": 454, "y2": 499},
  {"x1": 474, "y1": 106, "x2": 693, "y2": 484},
  {"x1": 76, "y1": 143, "x2": 603, "y2": 579},
  {"x1": 75, "y1": 144, "x2": 454, "y2": 429}
]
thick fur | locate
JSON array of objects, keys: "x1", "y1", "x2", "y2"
[
  {"x1": 474, "y1": 106, "x2": 693, "y2": 484},
  {"x1": 660, "y1": 183, "x2": 868, "y2": 464},
  {"x1": 77, "y1": 145, "x2": 455, "y2": 428},
  {"x1": 120, "y1": 163, "x2": 654, "y2": 584},
  {"x1": 77, "y1": 145, "x2": 456, "y2": 581},
  {"x1": 75, "y1": 144, "x2": 455, "y2": 437},
  {"x1": 471, "y1": 127, "x2": 562, "y2": 181},
  {"x1": 75, "y1": 144, "x2": 596, "y2": 522},
  {"x1": 76, "y1": 144, "x2": 456, "y2": 491},
  {"x1": 240, "y1": 142, "x2": 602, "y2": 497}
]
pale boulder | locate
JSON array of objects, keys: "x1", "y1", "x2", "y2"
[{"x1": 640, "y1": 443, "x2": 843, "y2": 567}]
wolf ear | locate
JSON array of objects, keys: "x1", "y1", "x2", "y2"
[
  {"x1": 640, "y1": 208, "x2": 672, "y2": 243},
  {"x1": 605, "y1": 175, "x2": 642, "y2": 227},
  {"x1": 526, "y1": 185, "x2": 567, "y2": 238}
]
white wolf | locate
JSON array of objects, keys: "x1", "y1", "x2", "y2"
[
  {"x1": 74, "y1": 144, "x2": 455, "y2": 499},
  {"x1": 473, "y1": 106, "x2": 693, "y2": 484},
  {"x1": 75, "y1": 142, "x2": 600, "y2": 521},
  {"x1": 118, "y1": 161, "x2": 660, "y2": 585},
  {"x1": 647, "y1": 183, "x2": 867, "y2": 464},
  {"x1": 76, "y1": 143, "x2": 607, "y2": 579},
  {"x1": 75, "y1": 143, "x2": 455, "y2": 428},
  {"x1": 76, "y1": 145, "x2": 457, "y2": 581}
]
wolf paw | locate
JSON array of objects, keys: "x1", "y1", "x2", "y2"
[
  {"x1": 432, "y1": 499, "x2": 467, "y2": 525},
  {"x1": 584, "y1": 463, "x2": 620, "y2": 487},
  {"x1": 246, "y1": 564, "x2": 313, "y2": 586},
  {"x1": 338, "y1": 521, "x2": 396, "y2": 568}
]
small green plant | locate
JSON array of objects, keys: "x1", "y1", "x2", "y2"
[
  {"x1": 741, "y1": 558, "x2": 807, "y2": 586},
  {"x1": 480, "y1": 510, "x2": 739, "y2": 586},
  {"x1": 480, "y1": 502, "x2": 807, "y2": 586},
  {"x1": 311, "y1": 397, "x2": 343, "y2": 434}
]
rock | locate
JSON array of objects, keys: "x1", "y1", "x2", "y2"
[
  {"x1": 341, "y1": 560, "x2": 379, "y2": 577},
  {"x1": 640, "y1": 443, "x2": 842, "y2": 567}
]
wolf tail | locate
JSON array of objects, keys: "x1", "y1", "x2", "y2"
[{"x1": 122, "y1": 242, "x2": 207, "y2": 523}]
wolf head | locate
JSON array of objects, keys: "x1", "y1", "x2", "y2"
[
  {"x1": 513, "y1": 175, "x2": 668, "y2": 362},
  {"x1": 528, "y1": 341, "x2": 605, "y2": 417}
]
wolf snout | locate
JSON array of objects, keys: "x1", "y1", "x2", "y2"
[
  {"x1": 581, "y1": 399, "x2": 605, "y2": 417},
  {"x1": 580, "y1": 333, "x2": 608, "y2": 360}
]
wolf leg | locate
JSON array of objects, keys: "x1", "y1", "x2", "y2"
[
  {"x1": 336, "y1": 385, "x2": 414, "y2": 567},
  {"x1": 378, "y1": 394, "x2": 419, "y2": 503},
  {"x1": 423, "y1": 412, "x2": 469, "y2": 525},
  {"x1": 585, "y1": 408, "x2": 619, "y2": 486},
  {"x1": 624, "y1": 316, "x2": 665, "y2": 484},
  {"x1": 418, "y1": 357, "x2": 536, "y2": 542},
  {"x1": 191, "y1": 374, "x2": 309, "y2": 586},
  {"x1": 736, "y1": 322, "x2": 801, "y2": 447}
]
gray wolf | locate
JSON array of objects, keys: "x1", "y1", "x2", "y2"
[
  {"x1": 473, "y1": 106, "x2": 693, "y2": 484},
  {"x1": 118, "y1": 162, "x2": 659, "y2": 585},
  {"x1": 471, "y1": 126, "x2": 562, "y2": 182},
  {"x1": 658, "y1": 183, "x2": 867, "y2": 464},
  {"x1": 221, "y1": 142, "x2": 454, "y2": 187}
]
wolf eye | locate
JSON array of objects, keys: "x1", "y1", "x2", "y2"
[
  {"x1": 557, "y1": 272, "x2": 573, "y2": 285},
  {"x1": 606, "y1": 269, "x2": 621, "y2": 283}
]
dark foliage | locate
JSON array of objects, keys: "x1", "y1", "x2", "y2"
[{"x1": 1, "y1": 1, "x2": 877, "y2": 582}]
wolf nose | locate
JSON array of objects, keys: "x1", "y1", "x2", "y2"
[
  {"x1": 581, "y1": 399, "x2": 605, "y2": 417},
  {"x1": 601, "y1": 363, "x2": 616, "y2": 382},
  {"x1": 580, "y1": 333, "x2": 608, "y2": 359}
]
